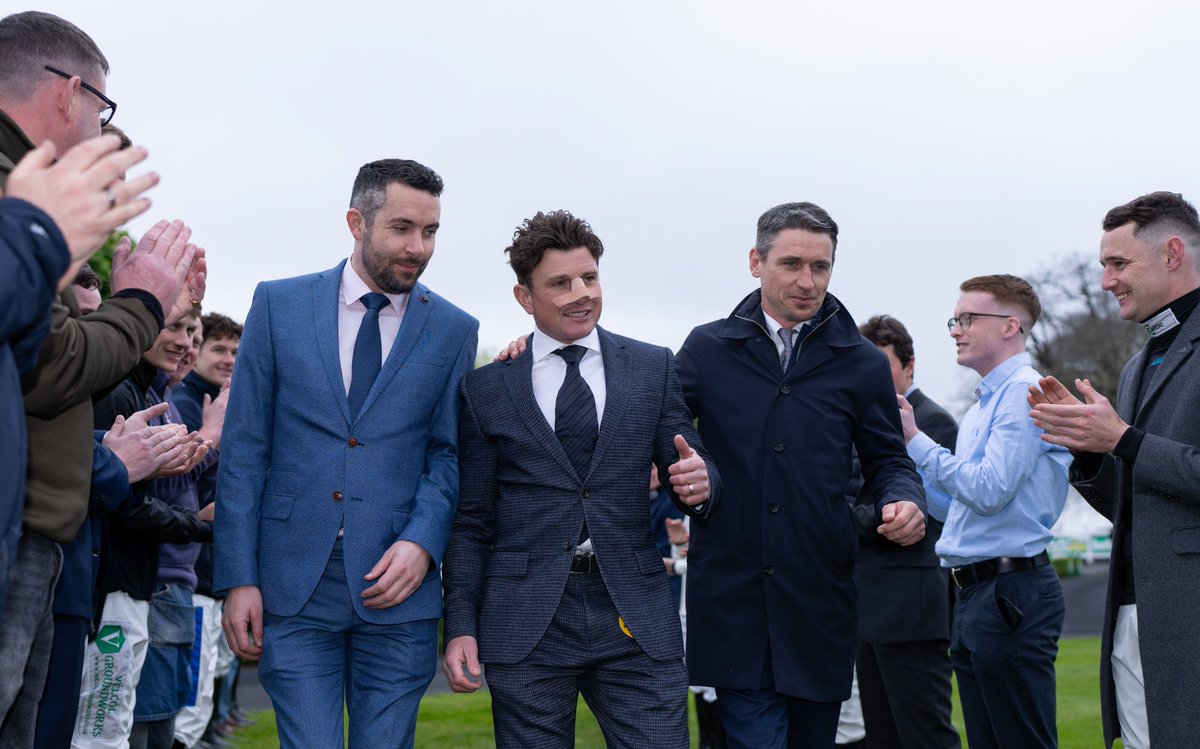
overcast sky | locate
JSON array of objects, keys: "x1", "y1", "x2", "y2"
[{"x1": 35, "y1": 0, "x2": 1200, "y2": 411}]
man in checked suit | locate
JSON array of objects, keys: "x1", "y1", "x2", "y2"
[
  {"x1": 1030, "y1": 191, "x2": 1200, "y2": 749},
  {"x1": 215, "y1": 159, "x2": 478, "y2": 748},
  {"x1": 442, "y1": 210, "x2": 720, "y2": 748}
]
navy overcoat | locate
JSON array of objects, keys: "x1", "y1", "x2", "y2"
[{"x1": 676, "y1": 289, "x2": 924, "y2": 701}]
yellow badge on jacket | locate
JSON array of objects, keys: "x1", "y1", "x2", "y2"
[{"x1": 618, "y1": 616, "x2": 632, "y2": 638}]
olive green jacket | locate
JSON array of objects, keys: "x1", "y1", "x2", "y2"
[{"x1": 2, "y1": 109, "x2": 162, "y2": 542}]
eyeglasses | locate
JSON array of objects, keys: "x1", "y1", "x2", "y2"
[
  {"x1": 946, "y1": 312, "x2": 1024, "y2": 334},
  {"x1": 44, "y1": 65, "x2": 116, "y2": 126}
]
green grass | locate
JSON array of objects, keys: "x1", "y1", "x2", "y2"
[{"x1": 227, "y1": 637, "x2": 1109, "y2": 748}]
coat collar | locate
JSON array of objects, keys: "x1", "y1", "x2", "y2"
[
  {"x1": 716, "y1": 289, "x2": 862, "y2": 381},
  {"x1": 1134, "y1": 295, "x2": 1200, "y2": 424},
  {"x1": 0, "y1": 109, "x2": 34, "y2": 179}
]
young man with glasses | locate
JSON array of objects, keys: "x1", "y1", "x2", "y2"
[{"x1": 897, "y1": 274, "x2": 1071, "y2": 749}]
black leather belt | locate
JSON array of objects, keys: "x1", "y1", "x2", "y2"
[
  {"x1": 569, "y1": 553, "x2": 600, "y2": 574},
  {"x1": 950, "y1": 551, "x2": 1050, "y2": 590}
]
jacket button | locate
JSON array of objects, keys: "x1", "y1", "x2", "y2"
[
  {"x1": 563, "y1": 541, "x2": 573, "y2": 551},
  {"x1": 332, "y1": 491, "x2": 344, "y2": 502},
  {"x1": 582, "y1": 489, "x2": 590, "y2": 498},
  {"x1": 780, "y1": 384, "x2": 791, "y2": 394},
  {"x1": 764, "y1": 565, "x2": 775, "y2": 575},
  {"x1": 768, "y1": 503, "x2": 780, "y2": 513},
  {"x1": 348, "y1": 437, "x2": 359, "y2": 447},
  {"x1": 773, "y1": 441, "x2": 784, "y2": 452}
]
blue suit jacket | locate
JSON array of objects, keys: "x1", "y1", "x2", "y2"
[
  {"x1": 214, "y1": 261, "x2": 478, "y2": 623},
  {"x1": 443, "y1": 328, "x2": 720, "y2": 663}
]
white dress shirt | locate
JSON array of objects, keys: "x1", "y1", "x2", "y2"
[
  {"x1": 338, "y1": 260, "x2": 409, "y2": 396},
  {"x1": 530, "y1": 327, "x2": 606, "y2": 430}
]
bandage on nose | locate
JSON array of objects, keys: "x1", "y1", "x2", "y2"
[{"x1": 551, "y1": 277, "x2": 601, "y2": 308}]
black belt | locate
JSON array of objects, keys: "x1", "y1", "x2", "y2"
[
  {"x1": 950, "y1": 551, "x2": 1050, "y2": 590},
  {"x1": 569, "y1": 553, "x2": 600, "y2": 574}
]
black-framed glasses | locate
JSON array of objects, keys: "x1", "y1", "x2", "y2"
[
  {"x1": 44, "y1": 65, "x2": 116, "y2": 126},
  {"x1": 946, "y1": 312, "x2": 1023, "y2": 334}
]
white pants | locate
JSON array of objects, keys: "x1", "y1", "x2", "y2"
[
  {"x1": 836, "y1": 667, "x2": 866, "y2": 744},
  {"x1": 72, "y1": 592, "x2": 150, "y2": 749},
  {"x1": 174, "y1": 594, "x2": 220, "y2": 748},
  {"x1": 1112, "y1": 604, "x2": 1150, "y2": 749}
]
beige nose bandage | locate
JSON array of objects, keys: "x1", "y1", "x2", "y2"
[{"x1": 552, "y1": 277, "x2": 601, "y2": 308}]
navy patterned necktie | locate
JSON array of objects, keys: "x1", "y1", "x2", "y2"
[
  {"x1": 554, "y1": 345, "x2": 597, "y2": 544},
  {"x1": 779, "y1": 327, "x2": 796, "y2": 372},
  {"x1": 348, "y1": 292, "x2": 390, "y2": 417}
]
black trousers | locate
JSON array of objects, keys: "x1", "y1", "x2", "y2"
[{"x1": 857, "y1": 638, "x2": 960, "y2": 749}]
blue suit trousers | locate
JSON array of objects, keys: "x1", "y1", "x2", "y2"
[{"x1": 260, "y1": 538, "x2": 437, "y2": 748}]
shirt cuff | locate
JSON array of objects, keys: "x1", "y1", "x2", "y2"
[{"x1": 1113, "y1": 427, "x2": 1145, "y2": 464}]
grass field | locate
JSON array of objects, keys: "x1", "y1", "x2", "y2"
[{"x1": 228, "y1": 637, "x2": 1114, "y2": 748}]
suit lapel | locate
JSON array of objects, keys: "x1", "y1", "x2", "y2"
[
  {"x1": 357, "y1": 283, "x2": 434, "y2": 419},
  {"x1": 908, "y1": 388, "x2": 929, "y2": 410},
  {"x1": 313, "y1": 262, "x2": 351, "y2": 425},
  {"x1": 589, "y1": 329, "x2": 629, "y2": 480},
  {"x1": 1134, "y1": 313, "x2": 1200, "y2": 425},
  {"x1": 504, "y1": 336, "x2": 579, "y2": 480}
]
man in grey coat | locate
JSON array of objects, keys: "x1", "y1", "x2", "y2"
[{"x1": 1029, "y1": 191, "x2": 1200, "y2": 749}]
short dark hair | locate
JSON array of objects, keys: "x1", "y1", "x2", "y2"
[
  {"x1": 960, "y1": 274, "x2": 1041, "y2": 330},
  {"x1": 199, "y1": 312, "x2": 242, "y2": 343},
  {"x1": 0, "y1": 12, "x2": 108, "y2": 102},
  {"x1": 754, "y1": 202, "x2": 839, "y2": 259},
  {"x1": 349, "y1": 159, "x2": 443, "y2": 227},
  {"x1": 72, "y1": 263, "x2": 100, "y2": 290},
  {"x1": 859, "y1": 315, "x2": 914, "y2": 366},
  {"x1": 101, "y1": 122, "x2": 131, "y2": 149},
  {"x1": 1102, "y1": 191, "x2": 1200, "y2": 248},
  {"x1": 505, "y1": 210, "x2": 604, "y2": 286}
]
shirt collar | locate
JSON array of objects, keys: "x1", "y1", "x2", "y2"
[
  {"x1": 974, "y1": 351, "x2": 1030, "y2": 400},
  {"x1": 760, "y1": 307, "x2": 811, "y2": 342},
  {"x1": 339, "y1": 259, "x2": 409, "y2": 314},
  {"x1": 531, "y1": 326, "x2": 602, "y2": 363}
]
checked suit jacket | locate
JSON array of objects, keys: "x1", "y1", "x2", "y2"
[{"x1": 443, "y1": 327, "x2": 721, "y2": 664}]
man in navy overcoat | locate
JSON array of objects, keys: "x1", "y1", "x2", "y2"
[{"x1": 676, "y1": 202, "x2": 926, "y2": 748}]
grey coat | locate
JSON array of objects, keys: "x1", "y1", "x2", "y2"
[{"x1": 1071, "y1": 304, "x2": 1200, "y2": 749}]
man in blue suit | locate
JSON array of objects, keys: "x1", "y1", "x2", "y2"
[
  {"x1": 215, "y1": 159, "x2": 478, "y2": 748},
  {"x1": 442, "y1": 210, "x2": 720, "y2": 748}
]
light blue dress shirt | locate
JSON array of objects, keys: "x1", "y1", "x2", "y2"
[{"x1": 907, "y1": 352, "x2": 1071, "y2": 567}]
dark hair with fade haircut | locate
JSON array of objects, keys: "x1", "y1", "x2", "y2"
[
  {"x1": 199, "y1": 312, "x2": 243, "y2": 343},
  {"x1": 859, "y1": 314, "x2": 914, "y2": 366},
  {"x1": 505, "y1": 210, "x2": 605, "y2": 287},
  {"x1": 960, "y1": 274, "x2": 1042, "y2": 331},
  {"x1": 0, "y1": 12, "x2": 109, "y2": 102},
  {"x1": 349, "y1": 158, "x2": 443, "y2": 228},
  {"x1": 72, "y1": 262, "x2": 100, "y2": 290},
  {"x1": 1102, "y1": 191, "x2": 1200, "y2": 248},
  {"x1": 754, "y1": 202, "x2": 839, "y2": 260}
]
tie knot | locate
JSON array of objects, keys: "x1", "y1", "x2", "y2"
[
  {"x1": 779, "y1": 328, "x2": 795, "y2": 345},
  {"x1": 554, "y1": 345, "x2": 587, "y2": 366},
  {"x1": 360, "y1": 292, "x2": 390, "y2": 313}
]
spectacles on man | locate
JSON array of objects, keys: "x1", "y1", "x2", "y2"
[
  {"x1": 946, "y1": 312, "x2": 1024, "y2": 334},
  {"x1": 44, "y1": 65, "x2": 116, "y2": 126}
]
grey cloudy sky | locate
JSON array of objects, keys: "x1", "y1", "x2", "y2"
[{"x1": 38, "y1": 0, "x2": 1200, "y2": 409}]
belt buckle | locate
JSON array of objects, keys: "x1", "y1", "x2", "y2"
[{"x1": 950, "y1": 566, "x2": 968, "y2": 589}]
